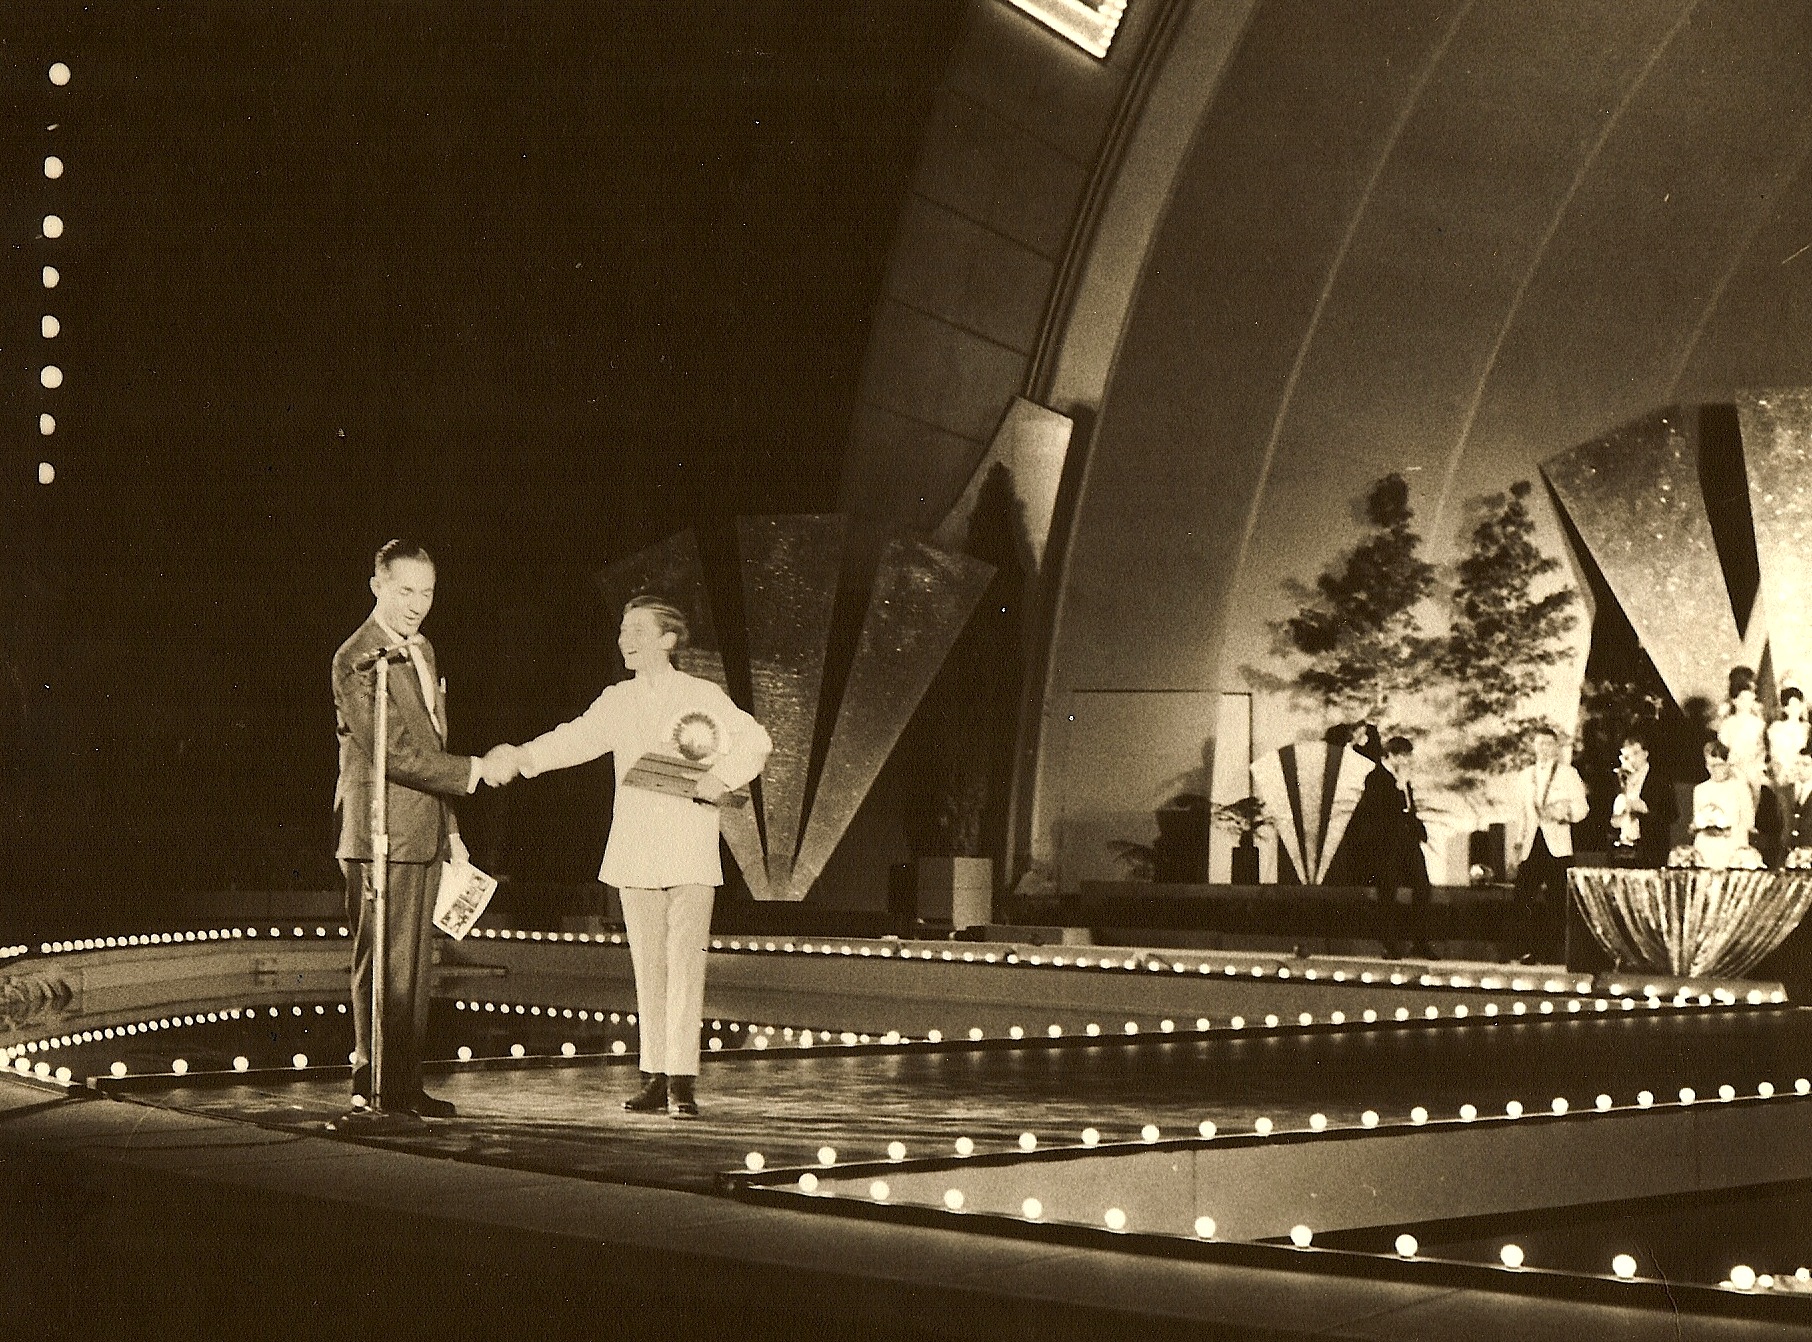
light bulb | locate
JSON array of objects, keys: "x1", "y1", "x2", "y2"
[
  {"x1": 1021, "y1": 1197, "x2": 1043, "y2": 1220},
  {"x1": 744, "y1": 1152, "x2": 765, "y2": 1172},
  {"x1": 1395, "y1": 1234, "x2": 1418, "y2": 1258},
  {"x1": 1500, "y1": 1243, "x2": 1525, "y2": 1268},
  {"x1": 1289, "y1": 1225, "x2": 1313, "y2": 1248},
  {"x1": 1612, "y1": 1254, "x2": 1637, "y2": 1280},
  {"x1": 1194, "y1": 1215, "x2": 1216, "y2": 1239},
  {"x1": 943, "y1": 1188, "x2": 964, "y2": 1211}
]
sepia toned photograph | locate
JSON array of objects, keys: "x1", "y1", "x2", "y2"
[{"x1": 4, "y1": 2, "x2": 1812, "y2": 1337}]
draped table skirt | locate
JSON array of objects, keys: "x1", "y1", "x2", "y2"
[{"x1": 1568, "y1": 866, "x2": 1812, "y2": 978}]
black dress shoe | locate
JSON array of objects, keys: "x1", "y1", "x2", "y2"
[
  {"x1": 624, "y1": 1072, "x2": 669, "y2": 1113},
  {"x1": 669, "y1": 1075, "x2": 699, "y2": 1119},
  {"x1": 411, "y1": 1092, "x2": 457, "y2": 1119}
]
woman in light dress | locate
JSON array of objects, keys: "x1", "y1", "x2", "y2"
[
  {"x1": 1767, "y1": 683, "x2": 1810, "y2": 791},
  {"x1": 1690, "y1": 737, "x2": 1757, "y2": 869},
  {"x1": 1715, "y1": 665, "x2": 1767, "y2": 808}
]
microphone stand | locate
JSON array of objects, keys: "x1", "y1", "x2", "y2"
[
  {"x1": 369, "y1": 650, "x2": 390, "y2": 1116},
  {"x1": 334, "y1": 644, "x2": 413, "y2": 1132}
]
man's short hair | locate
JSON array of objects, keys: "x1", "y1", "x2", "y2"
[
  {"x1": 625, "y1": 595, "x2": 690, "y2": 649},
  {"x1": 1785, "y1": 686, "x2": 1805, "y2": 707},
  {"x1": 1620, "y1": 732, "x2": 1650, "y2": 753},
  {"x1": 375, "y1": 539, "x2": 433, "y2": 574},
  {"x1": 1383, "y1": 735, "x2": 1414, "y2": 758},
  {"x1": 1703, "y1": 736, "x2": 1730, "y2": 761},
  {"x1": 1529, "y1": 723, "x2": 1560, "y2": 741}
]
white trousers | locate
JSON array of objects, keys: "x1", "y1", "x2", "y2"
[{"x1": 619, "y1": 884, "x2": 715, "y2": 1077}]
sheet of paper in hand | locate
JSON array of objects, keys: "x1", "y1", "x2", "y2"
[
  {"x1": 434, "y1": 861, "x2": 499, "y2": 940},
  {"x1": 620, "y1": 707, "x2": 751, "y2": 807}
]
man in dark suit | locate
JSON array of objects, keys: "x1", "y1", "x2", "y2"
[
  {"x1": 332, "y1": 540, "x2": 492, "y2": 1122},
  {"x1": 1352, "y1": 735, "x2": 1434, "y2": 959},
  {"x1": 1782, "y1": 753, "x2": 1812, "y2": 856},
  {"x1": 1607, "y1": 733, "x2": 1674, "y2": 868}
]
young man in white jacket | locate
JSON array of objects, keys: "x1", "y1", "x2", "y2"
[
  {"x1": 490, "y1": 597, "x2": 771, "y2": 1117},
  {"x1": 1511, "y1": 724, "x2": 1589, "y2": 964}
]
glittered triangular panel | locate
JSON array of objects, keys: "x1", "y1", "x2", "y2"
[
  {"x1": 1738, "y1": 389, "x2": 1812, "y2": 694},
  {"x1": 737, "y1": 515, "x2": 846, "y2": 895},
  {"x1": 1542, "y1": 409, "x2": 1744, "y2": 709},
  {"x1": 786, "y1": 538, "x2": 995, "y2": 901}
]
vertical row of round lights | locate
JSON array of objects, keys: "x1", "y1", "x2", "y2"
[{"x1": 37, "y1": 60, "x2": 71, "y2": 484}]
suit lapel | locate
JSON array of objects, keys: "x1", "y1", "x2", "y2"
[{"x1": 420, "y1": 638, "x2": 446, "y2": 743}]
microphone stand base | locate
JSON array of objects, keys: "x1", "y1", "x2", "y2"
[{"x1": 326, "y1": 1105, "x2": 426, "y2": 1135}]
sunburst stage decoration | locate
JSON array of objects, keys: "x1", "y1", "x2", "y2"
[{"x1": 595, "y1": 520, "x2": 994, "y2": 901}]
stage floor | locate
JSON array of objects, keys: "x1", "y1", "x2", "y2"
[
  {"x1": 121, "y1": 1005, "x2": 1812, "y2": 1195},
  {"x1": 10, "y1": 929, "x2": 1812, "y2": 1336}
]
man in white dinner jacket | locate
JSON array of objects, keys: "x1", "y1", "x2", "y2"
[{"x1": 1511, "y1": 723, "x2": 1589, "y2": 964}]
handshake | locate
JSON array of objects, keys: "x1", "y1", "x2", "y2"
[{"x1": 479, "y1": 743, "x2": 523, "y2": 788}]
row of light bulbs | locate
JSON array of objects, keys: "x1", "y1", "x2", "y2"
[
  {"x1": 3, "y1": 1002, "x2": 360, "y2": 1084},
  {"x1": 38, "y1": 925, "x2": 350, "y2": 955},
  {"x1": 765, "y1": 1167, "x2": 1812, "y2": 1292},
  {"x1": 740, "y1": 1068, "x2": 1812, "y2": 1183},
  {"x1": 24, "y1": 925, "x2": 1777, "y2": 1013},
  {"x1": 34, "y1": 61, "x2": 70, "y2": 470}
]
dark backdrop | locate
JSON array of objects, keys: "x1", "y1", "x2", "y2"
[{"x1": 0, "y1": 1, "x2": 963, "y2": 927}]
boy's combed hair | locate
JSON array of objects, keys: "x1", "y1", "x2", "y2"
[{"x1": 626, "y1": 596, "x2": 690, "y2": 648}]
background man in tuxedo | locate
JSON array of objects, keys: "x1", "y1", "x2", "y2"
[
  {"x1": 332, "y1": 539, "x2": 494, "y2": 1121},
  {"x1": 1511, "y1": 724, "x2": 1589, "y2": 963},
  {"x1": 1783, "y1": 753, "x2": 1812, "y2": 856},
  {"x1": 1608, "y1": 733, "x2": 1674, "y2": 868}
]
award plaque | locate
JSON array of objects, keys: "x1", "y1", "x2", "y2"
[{"x1": 620, "y1": 708, "x2": 751, "y2": 807}]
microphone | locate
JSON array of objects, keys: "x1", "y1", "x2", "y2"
[{"x1": 353, "y1": 644, "x2": 413, "y2": 673}]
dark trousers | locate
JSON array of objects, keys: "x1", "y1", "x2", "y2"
[
  {"x1": 342, "y1": 858, "x2": 440, "y2": 1106},
  {"x1": 1514, "y1": 832, "x2": 1571, "y2": 960},
  {"x1": 1375, "y1": 847, "x2": 1432, "y2": 953}
]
